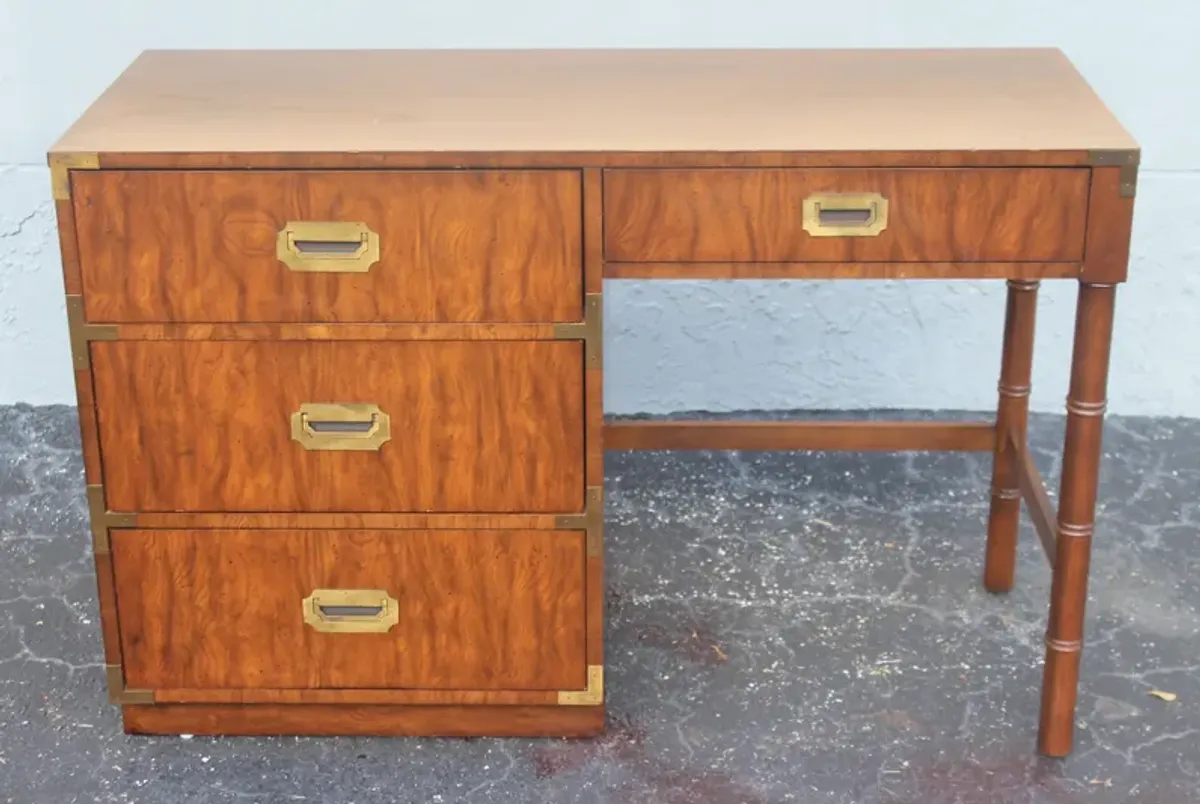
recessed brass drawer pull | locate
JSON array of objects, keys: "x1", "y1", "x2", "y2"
[
  {"x1": 290, "y1": 403, "x2": 391, "y2": 451},
  {"x1": 276, "y1": 221, "x2": 380, "y2": 273},
  {"x1": 802, "y1": 192, "x2": 889, "y2": 237},
  {"x1": 302, "y1": 589, "x2": 399, "y2": 633}
]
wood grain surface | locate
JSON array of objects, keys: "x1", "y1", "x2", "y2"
[
  {"x1": 111, "y1": 323, "x2": 563, "y2": 342},
  {"x1": 92, "y1": 552, "x2": 123, "y2": 665},
  {"x1": 131, "y1": 513, "x2": 567, "y2": 531},
  {"x1": 604, "y1": 169, "x2": 1090, "y2": 263},
  {"x1": 54, "y1": 199, "x2": 83, "y2": 294},
  {"x1": 1012, "y1": 429, "x2": 1058, "y2": 568},
  {"x1": 73, "y1": 170, "x2": 582, "y2": 323},
  {"x1": 151, "y1": 689, "x2": 558, "y2": 705},
  {"x1": 603, "y1": 262, "x2": 1081, "y2": 280},
  {"x1": 92, "y1": 341, "x2": 584, "y2": 513},
  {"x1": 605, "y1": 421, "x2": 996, "y2": 452},
  {"x1": 984, "y1": 280, "x2": 1040, "y2": 593},
  {"x1": 1081, "y1": 166, "x2": 1137, "y2": 283},
  {"x1": 73, "y1": 369, "x2": 103, "y2": 483},
  {"x1": 51, "y1": 49, "x2": 1135, "y2": 155},
  {"x1": 92, "y1": 150, "x2": 1093, "y2": 170},
  {"x1": 112, "y1": 529, "x2": 587, "y2": 691},
  {"x1": 123, "y1": 703, "x2": 604, "y2": 737},
  {"x1": 1040, "y1": 283, "x2": 1117, "y2": 757}
]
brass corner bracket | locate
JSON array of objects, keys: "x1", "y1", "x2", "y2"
[
  {"x1": 557, "y1": 665, "x2": 604, "y2": 706},
  {"x1": 553, "y1": 293, "x2": 603, "y2": 369},
  {"x1": 105, "y1": 664, "x2": 154, "y2": 705},
  {"x1": 66, "y1": 296, "x2": 117, "y2": 370},
  {"x1": 1088, "y1": 149, "x2": 1140, "y2": 199},
  {"x1": 554, "y1": 486, "x2": 604, "y2": 557},
  {"x1": 49, "y1": 152, "x2": 99, "y2": 201},
  {"x1": 87, "y1": 485, "x2": 135, "y2": 555}
]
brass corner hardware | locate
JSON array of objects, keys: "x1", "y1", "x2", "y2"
[
  {"x1": 1088, "y1": 149, "x2": 1140, "y2": 198},
  {"x1": 49, "y1": 153, "x2": 99, "y2": 201},
  {"x1": 66, "y1": 295, "x2": 117, "y2": 370},
  {"x1": 87, "y1": 485, "x2": 135, "y2": 555},
  {"x1": 555, "y1": 486, "x2": 604, "y2": 557},
  {"x1": 105, "y1": 664, "x2": 154, "y2": 705},
  {"x1": 558, "y1": 665, "x2": 604, "y2": 706},
  {"x1": 553, "y1": 294, "x2": 603, "y2": 369}
]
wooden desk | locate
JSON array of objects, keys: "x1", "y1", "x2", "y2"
[{"x1": 50, "y1": 48, "x2": 1138, "y2": 757}]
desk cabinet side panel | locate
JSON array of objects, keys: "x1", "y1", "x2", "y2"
[
  {"x1": 1081, "y1": 166, "x2": 1137, "y2": 283},
  {"x1": 52, "y1": 168, "x2": 124, "y2": 673}
]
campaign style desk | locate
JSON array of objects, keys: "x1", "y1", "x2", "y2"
[{"x1": 49, "y1": 49, "x2": 1137, "y2": 757}]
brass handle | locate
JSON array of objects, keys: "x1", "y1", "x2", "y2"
[
  {"x1": 290, "y1": 403, "x2": 391, "y2": 451},
  {"x1": 802, "y1": 193, "x2": 889, "y2": 237},
  {"x1": 276, "y1": 221, "x2": 380, "y2": 273},
  {"x1": 302, "y1": 589, "x2": 399, "y2": 633}
]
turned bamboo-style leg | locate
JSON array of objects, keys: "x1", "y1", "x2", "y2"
[
  {"x1": 984, "y1": 279, "x2": 1040, "y2": 593},
  {"x1": 1038, "y1": 282, "x2": 1117, "y2": 757}
]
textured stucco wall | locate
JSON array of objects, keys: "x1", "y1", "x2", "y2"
[{"x1": 2, "y1": 1, "x2": 1197, "y2": 414}]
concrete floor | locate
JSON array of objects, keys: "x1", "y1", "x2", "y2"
[{"x1": 1, "y1": 405, "x2": 1198, "y2": 803}]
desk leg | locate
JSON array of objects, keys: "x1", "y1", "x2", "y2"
[
  {"x1": 1038, "y1": 281, "x2": 1117, "y2": 757},
  {"x1": 984, "y1": 279, "x2": 1039, "y2": 592}
]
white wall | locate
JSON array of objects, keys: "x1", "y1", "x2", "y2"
[{"x1": 2, "y1": 1, "x2": 1197, "y2": 415}]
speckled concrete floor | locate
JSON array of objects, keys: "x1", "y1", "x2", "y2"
[{"x1": 1, "y1": 405, "x2": 1198, "y2": 803}]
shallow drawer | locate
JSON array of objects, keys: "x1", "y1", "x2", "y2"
[
  {"x1": 91, "y1": 340, "x2": 584, "y2": 512},
  {"x1": 112, "y1": 528, "x2": 587, "y2": 691},
  {"x1": 73, "y1": 170, "x2": 582, "y2": 323},
  {"x1": 604, "y1": 168, "x2": 1090, "y2": 263}
]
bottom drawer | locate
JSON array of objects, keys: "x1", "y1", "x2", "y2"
[{"x1": 111, "y1": 529, "x2": 587, "y2": 692}]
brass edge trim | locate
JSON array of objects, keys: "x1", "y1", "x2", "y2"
[
  {"x1": 585, "y1": 486, "x2": 603, "y2": 558},
  {"x1": 584, "y1": 294, "x2": 603, "y2": 369},
  {"x1": 1088, "y1": 149, "x2": 1141, "y2": 167},
  {"x1": 105, "y1": 664, "x2": 154, "y2": 705},
  {"x1": 49, "y1": 153, "x2": 99, "y2": 201},
  {"x1": 557, "y1": 665, "x2": 604, "y2": 706},
  {"x1": 587, "y1": 523, "x2": 603, "y2": 558},
  {"x1": 87, "y1": 484, "x2": 135, "y2": 554},
  {"x1": 66, "y1": 295, "x2": 118, "y2": 371},
  {"x1": 1087, "y1": 148, "x2": 1140, "y2": 199},
  {"x1": 104, "y1": 664, "x2": 122, "y2": 702},
  {"x1": 86, "y1": 485, "x2": 109, "y2": 554},
  {"x1": 66, "y1": 296, "x2": 90, "y2": 370},
  {"x1": 554, "y1": 485, "x2": 604, "y2": 555},
  {"x1": 552, "y1": 294, "x2": 603, "y2": 369}
]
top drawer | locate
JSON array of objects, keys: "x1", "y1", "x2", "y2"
[
  {"x1": 72, "y1": 170, "x2": 583, "y2": 323},
  {"x1": 604, "y1": 168, "x2": 1090, "y2": 263}
]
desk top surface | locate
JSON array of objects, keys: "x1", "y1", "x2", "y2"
[{"x1": 52, "y1": 48, "x2": 1137, "y2": 156}]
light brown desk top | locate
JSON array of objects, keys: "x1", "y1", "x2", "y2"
[{"x1": 52, "y1": 48, "x2": 1136, "y2": 157}]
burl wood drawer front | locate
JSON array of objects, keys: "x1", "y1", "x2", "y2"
[
  {"x1": 111, "y1": 529, "x2": 586, "y2": 690},
  {"x1": 73, "y1": 170, "x2": 582, "y2": 323},
  {"x1": 91, "y1": 341, "x2": 584, "y2": 513},
  {"x1": 604, "y1": 169, "x2": 1090, "y2": 263}
]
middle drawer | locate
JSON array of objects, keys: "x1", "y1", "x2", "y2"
[{"x1": 91, "y1": 340, "x2": 585, "y2": 513}]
